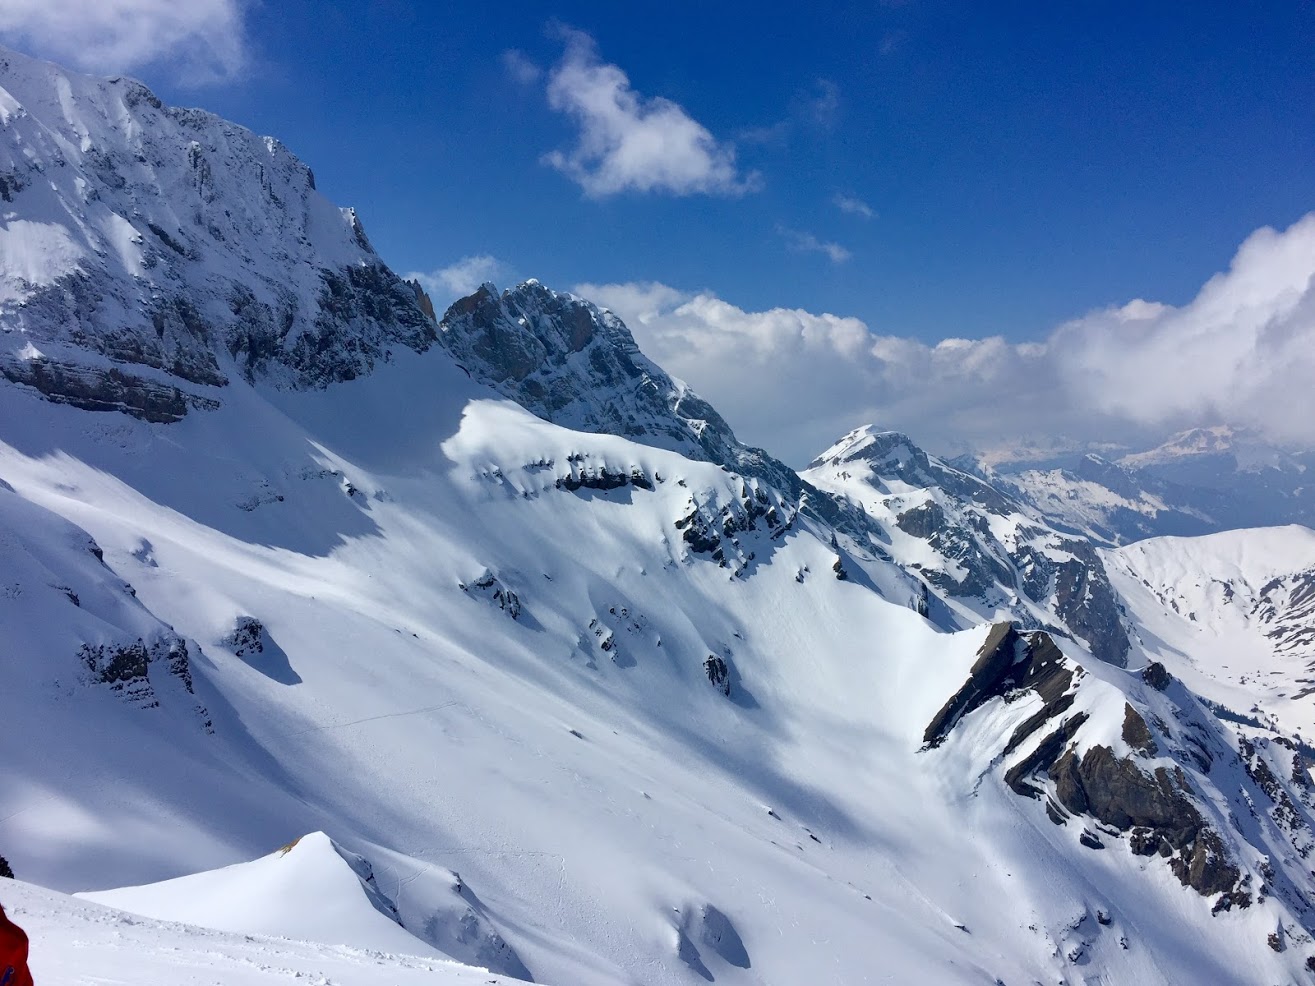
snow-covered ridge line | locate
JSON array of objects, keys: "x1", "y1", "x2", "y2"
[{"x1": 6, "y1": 878, "x2": 535, "y2": 985}]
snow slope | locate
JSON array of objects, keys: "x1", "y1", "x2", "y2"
[
  {"x1": 1107, "y1": 525, "x2": 1315, "y2": 739},
  {"x1": 2, "y1": 353, "x2": 1314, "y2": 984},
  {"x1": 3, "y1": 879, "x2": 530, "y2": 985}
]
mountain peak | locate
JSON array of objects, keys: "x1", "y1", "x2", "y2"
[
  {"x1": 807, "y1": 424, "x2": 924, "y2": 469},
  {"x1": 439, "y1": 279, "x2": 644, "y2": 384},
  {"x1": 0, "y1": 47, "x2": 433, "y2": 421},
  {"x1": 436, "y1": 279, "x2": 819, "y2": 489},
  {"x1": 1120, "y1": 423, "x2": 1300, "y2": 474}
]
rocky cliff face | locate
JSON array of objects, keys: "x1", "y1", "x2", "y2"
[{"x1": 0, "y1": 46, "x2": 434, "y2": 420}]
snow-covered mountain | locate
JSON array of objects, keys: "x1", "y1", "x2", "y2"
[
  {"x1": 434, "y1": 279, "x2": 855, "y2": 526},
  {"x1": 4, "y1": 45, "x2": 1315, "y2": 986},
  {"x1": 802, "y1": 425, "x2": 1132, "y2": 668},
  {"x1": 434, "y1": 292, "x2": 1142, "y2": 669},
  {"x1": 978, "y1": 426, "x2": 1315, "y2": 545},
  {"x1": 1120, "y1": 425, "x2": 1308, "y2": 477},
  {"x1": 0, "y1": 44, "x2": 435, "y2": 422},
  {"x1": 8, "y1": 367, "x2": 1315, "y2": 984},
  {"x1": 1107, "y1": 525, "x2": 1315, "y2": 741}
]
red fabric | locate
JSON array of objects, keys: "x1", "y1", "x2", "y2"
[{"x1": 0, "y1": 908, "x2": 32, "y2": 986}]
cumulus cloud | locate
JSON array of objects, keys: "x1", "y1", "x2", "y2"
[
  {"x1": 1049, "y1": 215, "x2": 1315, "y2": 446},
  {"x1": 0, "y1": 0, "x2": 249, "y2": 83},
  {"x1": 408, "y1": 255, "x2": 511, "y2": 310},
  {"x1": 540, "y1": 29, "x2": 761, "y2": 198},
  {"x1": 833, "y1": 194, "x2": 875, "y2": 219},
  {"x1": 576, "y1": 212, "x2": 1315, "y2": 463},
  {"x1": 779, "y1": 226, "x2": 851, "y2": 263}
]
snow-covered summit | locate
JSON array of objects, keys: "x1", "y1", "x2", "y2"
[
  {"x1": 809, "y1": 423, "x2": 1016, "y2": 509},
  {"x1": 1120, "y1": 425, "x2": 1305, "y2": 475},
  {"x1": 0, "y1": 45, "x2": 434, "y2": 420},
  {"x1": 805, "y1": 422, "x2": 1133, "y2": 666},
  {"x1": 809, "y1": 423, "x2": 919, "y2": 466}
]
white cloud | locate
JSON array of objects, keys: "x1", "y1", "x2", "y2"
[
  {"x1": 540, "y1": 29, "x2": 761, "y2": 198},
  {"x1": 1048, "y1": 214, "x2": 1315, "y2": 447},
  {"x1": 779, "y1": 227, "x2": 851, "y2": 263},
  {"x1": 833, "y1": 194, "x2": 875, "y2": 220},
  {"x1": 501, "y1": 48, "x2": 541, "y2": 86},
  {"x1": 576, "y1": 212, "x2": 1315, "y2": 463},
  {"x1": 408, "y1": 255, "x2": 511, "y2": 310},
  {"x1": 0, "y1": 0, "x2": 249, "y2": 83}
]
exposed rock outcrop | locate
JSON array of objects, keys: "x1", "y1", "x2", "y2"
[
  {"x1": 221, "y1": 616, "x2": 265, "y2": 657},
  {"x1": 704, "y1": 655, "x2": 731, "y2": 696},
  {"x1": 460, "y1": 571, "x2": 521, "y2": 620},
  {"x1": 79, "y1": 632, "x2": 197, "y2": 708},
  {"x1": 1, "y1": 356, "x2": 219, "y2": 423},
  {"x1": 1143, "y1": 661, "x2": 1172, "y2": 691},
  {"x1": 1052, "y1": 746, "x2": 1240, "y2": 897},
  {"x1": 917, "y1": 622, "x2": 1297, "y2": 906},
  {"x1": 895, "y1": 500, "x2": 946, "y2": 539},
  {"x1": 924, "y1": 624, "x2": 1076, "y2": 750},
  {"x1": 1121, "y1": 703, "x2": 1158, "y2": 756}
]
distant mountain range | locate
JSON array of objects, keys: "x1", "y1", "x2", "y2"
[{"x1": 958, "y1": 425, "x2": 1315, "y2": 544}]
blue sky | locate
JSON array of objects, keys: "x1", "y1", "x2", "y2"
[{"x1": 3, "y1": 1, "x2": 1315, "y2": 458}]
